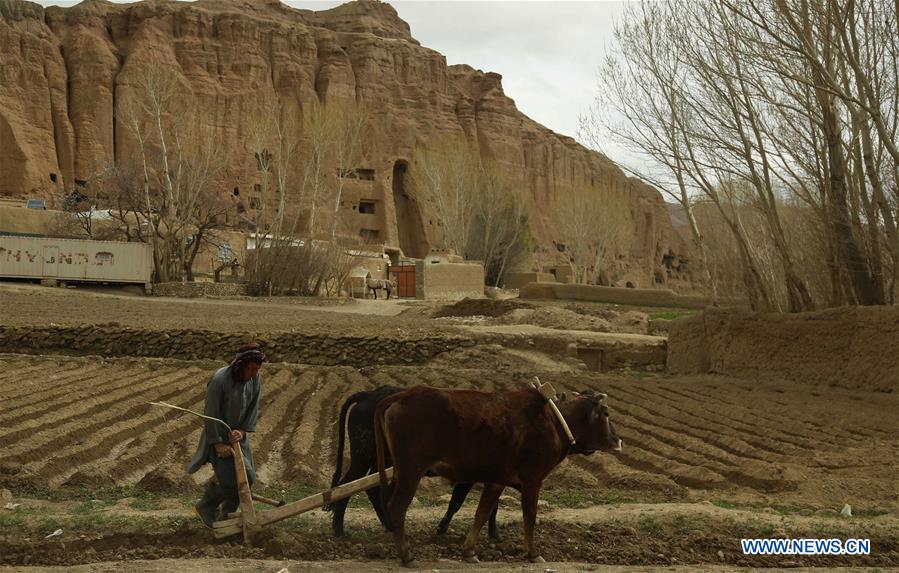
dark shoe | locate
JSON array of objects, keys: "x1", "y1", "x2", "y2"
[
  {"x1": 195, "y1": 483, "x2": 225, "y2": 529},
  {"x1": 218, "y1": 491, "x2": 241, "y2": 520},
  {"x1": 195, "y1": 503, "x2": 218, "y2": 528}
]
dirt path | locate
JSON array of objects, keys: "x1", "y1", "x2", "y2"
[
  {"x1": 3, "y1": 561, "x2": 894, "y2": 573},
  {"x1": 0, "y1": 500, "x2": 895, "y2": 568}
]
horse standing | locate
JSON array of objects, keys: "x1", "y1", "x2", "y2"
[{"x1": 365, "y1": 272, "x2": 396, "y2": 299}]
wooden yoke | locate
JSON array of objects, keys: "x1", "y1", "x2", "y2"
[
  {"x1": 531, "y1": 376, "x2": 576, "y2": 445},
  {"x1": 230, "y1": 441, "x2": 260, "y2": 543}
]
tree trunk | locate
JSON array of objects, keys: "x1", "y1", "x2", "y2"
[{"x1": 817, "y1": 88, "x2": 881, "y2": 305}]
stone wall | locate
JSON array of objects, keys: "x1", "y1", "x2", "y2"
[
  {"x1": 667, "y1": 307, "x2": 899, "y2": 392},
  {"x1": 415, "y1": 260, "x2": 484, "y2": 300},
  {"x1": 152, "y1": 282, "x2": 248, "y2": 298},
  {"x1": 0, "y1": 324, "x2": 471, "y2": 367}
]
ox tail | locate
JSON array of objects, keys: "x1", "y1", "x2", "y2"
[
  {"x1": 324, "y1": 392, "x2": 362, "y2": 512},
  {"x1": 373, "y1": 396, "x2": 396, "y2": 531},
  {"x1": 331, "y1": 392, "x2": 363, "y2": 488}
]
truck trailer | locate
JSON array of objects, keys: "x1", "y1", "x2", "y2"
[{"x1": 0, "y1": 236, "x2": 152, "y2": 292}]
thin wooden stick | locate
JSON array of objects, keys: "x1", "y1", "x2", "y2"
[{"x1": 149, "y1": 401, "x2": 232, "y2": 434}]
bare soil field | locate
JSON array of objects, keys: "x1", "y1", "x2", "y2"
[
  {"x1": 0, "y1": 283, "x2": 675, "y2": 337},
  {"x1": 1, "y1": 355, "x2": 895, "y2": 509},
  {"x1": 1, "y1": 355, "x2": 896, "y2": 568},
  {"x1": 0, "y1": 283, "x2": 896, "y2": 570},
  {"x1": 0, "y1": 283, "x2": 427, "y2": 336}
]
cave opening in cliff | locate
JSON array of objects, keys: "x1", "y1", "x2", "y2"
[{"x1": 392, "y1": 160, "x2": 428, "y2": 259}]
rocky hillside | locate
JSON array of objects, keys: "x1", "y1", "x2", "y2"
[{"x1": 0, "y1": 0, "x2": 688, "y2": 287}]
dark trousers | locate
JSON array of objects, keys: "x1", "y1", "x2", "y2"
[{"x1": 208, "y1": 442, "x2": 255, "y2": 514}]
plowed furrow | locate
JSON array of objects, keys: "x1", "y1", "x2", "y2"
[
  {"x1": 657, "y1": 382, "x2": 892, "y2": 442},
  {"x1": 0, "y1": 361, "x2": 89, "y2": 400},
  {"x1": 568, "y1": 454, "x2": 616, "y2": 482},
  {"x1": 412, "y1": 368, "x2": 441, "y2": 387},
  {"x1": 614, "y1": 405, "x2": 779, "y2": 470},
  {"x1": 254, "y1": 370, "x2": 319, "y2": 485},
  {"x1": 283, "y1": 370, "x2": 347, "y2": 484},
  {"x1": 0, "y1": 360, "x2": 61, "y2": 385},
  {"x1": 609, "y1": 384, "x2": 810, "y2": 455},
  {"x1": 651, "y1": 384, "x2": 860, "y2": 443},
  {"x1": 314, "y1": 370, "x2": 353, "y2": 483},
  {"x1": 251, "y1": 368, "x2": 313, "y2": 466},
  {"x1": 619, "y1": 429, "x2": 738, "y2": 477},
  {"x1": 122, "y1": 366, "x2": 301, "y2": 487},
  {"x1": 0, "y1": 366, "x2": 183, "y2": 430},
  {"x1": 37, "y1": 381, "x2": 202, "y2": 483},
  {"x1": 0, "y1": 368, "x2": 195, "y2": 446},
  {"x1": 0, "y1": 364, "x2": 181, "y2": 425},
  {"x1": 610, "y1": 442, "x2": 728, "y2": 489},
  {"x1": 616, "y1": 426, "x2": 790, "y2": 491},
  {"x1": 375, "y1": 370, "x2": 416, "y2": 393},
  {"x1": 611, "y1": 399, "x2": 784, "y2": 463},
  {"x1": 104, "y1": 400, "x2": 207, "y2": 486},
  {"x1": 366, "y1": 369, "x2": 400, "y2": 391},
  {"x1": 4, "y1": 370, "x2": 197, "y2": 462},
  {"x1": 0, "y1": 363, "x2": 112, "y2": 411}
]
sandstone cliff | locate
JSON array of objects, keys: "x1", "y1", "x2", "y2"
[{"x1": 0, "y1": 0, "x2": 688, "y2": 287}]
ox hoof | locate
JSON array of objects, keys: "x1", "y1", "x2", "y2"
[
  {"x1": 528, "y1": 555, "x2": 546, "y2": 563},
  {"x1": 463, "y1": 555, "x2": 480, "y2": 564},
  {"x1": 401, "y1": 560, "x2": 419, "y2": 569}
]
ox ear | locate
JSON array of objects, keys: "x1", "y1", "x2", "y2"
[{"x1": 586, "y1": 400, "x2": 600, "y2": 423}]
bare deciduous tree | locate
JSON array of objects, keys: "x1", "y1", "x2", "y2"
[
  {"x1": 586, "y1": 0, "x2": 898, "y2": 309},
  {"x1": 549, "y1": 185, "x2": 630, "y2": 285},
  {"x1": 117, "y1": 61, "x2": 229, "y2": 283},
  {"x1": 244, "y1": 98, "x2": 371, "y2": 297},
  {"x1": 407, "y1": 137, "x2": 531, "y2": 285}
]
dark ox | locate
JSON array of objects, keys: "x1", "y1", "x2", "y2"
[
  {"x1": 325, "y1": 386, "x2": 498, "y2": 538},
  {"x1": 374, "y1": 386, "x2": 621, "y2": 565}
]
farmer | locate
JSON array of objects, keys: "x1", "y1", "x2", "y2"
[{"x1": 188, "y1": 343, "x2": 267, "y2": 528}]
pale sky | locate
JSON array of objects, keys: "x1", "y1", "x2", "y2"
[{"x1": 36, "y1": 1, "x2": 628, "y2": 162}]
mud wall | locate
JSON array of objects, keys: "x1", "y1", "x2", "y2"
[
  {"x1": 519, "y1": 282, "x2": 719, "y2": 309},
  {"x1": 503, "y1": 272, "x2": 556, "y2": 289},
  {"x1": 0, "y1": 324, "x2": 470, "y2": 367},
  {"x1": 667, "y1": 307, "x2": 899, "y2": 392},
  {"x1": 416, "y1": 260, "x2": 484, "y2": 300}
]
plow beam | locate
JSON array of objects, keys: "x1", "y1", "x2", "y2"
[{"x1": 213, "y1": 467, "x2": 394, "y2": 538}]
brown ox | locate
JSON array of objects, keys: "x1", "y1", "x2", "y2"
[{"x1": 374, "y1": 386, "x2": 622, "y2": 565}]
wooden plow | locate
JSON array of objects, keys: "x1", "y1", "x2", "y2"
[
  {"x1": 150, "y1": 401, "x2": 393, "y2": 544},
  {"x1": 213, "y1": 444, "x2": 393, "y2": 542}
]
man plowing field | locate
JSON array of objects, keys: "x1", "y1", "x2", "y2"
[{"x1": 187, "y1": 343, "x2": 267, "y2": 527}]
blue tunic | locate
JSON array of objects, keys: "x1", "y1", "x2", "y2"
[{"x1": 186, "y1": 365, "x2": 260, "y2": 480}]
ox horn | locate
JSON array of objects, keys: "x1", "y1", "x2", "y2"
[{"x1": 597, "y1": 392, "x2": 608, "y2": 401}]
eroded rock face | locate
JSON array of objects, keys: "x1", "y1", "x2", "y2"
[{"x1": 0, "y1": 0, "x2": 686, "y2": 286}]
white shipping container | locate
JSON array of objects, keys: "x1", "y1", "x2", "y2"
[{"x1": 0, "y1": 236, "x2": 152, "y2": 286}]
